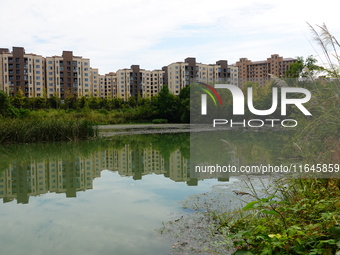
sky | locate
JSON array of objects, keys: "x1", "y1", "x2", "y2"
[{"x1": 1, "y1": 0, "x2": 339, "y2": 74}]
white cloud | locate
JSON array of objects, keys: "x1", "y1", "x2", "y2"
[{"x1": 1, "y1": 0, "x2": 339, "y2": 73}]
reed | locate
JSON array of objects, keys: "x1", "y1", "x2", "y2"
[{"x1": 0, "y1": 118, "x2": 97, "y2": 144}]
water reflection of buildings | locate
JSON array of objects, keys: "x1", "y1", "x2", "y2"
[{"x1": 0, "y1": 145, "x2": 197, "y2": 204}]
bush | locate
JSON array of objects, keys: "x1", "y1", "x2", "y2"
[
  {"x1": 152, "y1": 119, "x2": 168, "y2": 124},
  {"x1": 217, "y1": 178, "x2": 340, "y2": 255}
]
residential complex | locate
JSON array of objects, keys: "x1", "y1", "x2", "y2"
[
  {"x1": 235, "y1": 54, "x2": 296, "y2": 86},
  {"x1": 0, "y1": 46, "x2": 296, "y2": 99},
  {"x1": 163, "y1": 57, "x2": 231, "y2": 95},
  {"x1": 116, "y1": 65, "x2": 165, "y2": 100},
  {"x1": 0, "y1": 47, "x2": 45, "y2": 98},
  {"x1": 45, "y1": 51, "x2": 91, "y2": 99}
]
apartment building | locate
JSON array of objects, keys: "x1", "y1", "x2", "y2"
[
  {"x1": 90, "y1": 68, "x2": 100, "y2": 97},
  {"x1": 235, "y1": 54, "x2": 296, "y2": 86},
  {"x1": 1, "y1": 47, "x2": 296, "y2": 100},
  {"x1": 163, "y1": 57, "x2": 231, "y2": 95},
  {"x1": 116, "y1": 67, "x2": 133, "y2": 100},
  {"x1": 229, "y1": 65, "x2": 238, "y2": 86},
  {"x1": 116, "y1": 65, "x2": 165, "y2": 100},
  {"x1": 104, "y1": 72, "x2": 117, "y2": 98},
  {"x1": 142, "y1": 69, "x2": 164, "y2": 98},
  {"x1": 0, "y1": 47, "x2": 45, "y2": 97},
  {"x1": 45, "y1": 51, "x2": 91, "y2": 99}
]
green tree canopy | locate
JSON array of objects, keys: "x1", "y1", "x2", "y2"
[{"x1": 286, "y1": 55, "x2": 321, "y2": 79}]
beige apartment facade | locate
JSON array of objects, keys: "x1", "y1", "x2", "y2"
[
  {"x1": 116, "y1": 65, "x2": 165, "y2": 100},
  {"x1": 46, "y1": 51, "x2": 91, "y2": 99},
  {"x1": 1, "y1": 47, "x2": 296, "y2": 100},
  {"x1": 164, "y1": 57, "x2": 231, "y2": 95},
  {"x1": 104, "y1": 72, "x2": 117, "y2": 98},
  {"x1": 235, "y1": 54, "x2": 296, "y2": 86},
  {"x1": 0, "y1": 47, "x2": 45, "y2": 98}
]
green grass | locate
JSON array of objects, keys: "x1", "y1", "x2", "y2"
[{"x1": 0, "y1": 118, "x2": 97, "y2": 144}]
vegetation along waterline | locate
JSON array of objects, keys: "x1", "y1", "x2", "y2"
[{"x1": 0, "y1": 85, "x2": 190, "y2": 144}]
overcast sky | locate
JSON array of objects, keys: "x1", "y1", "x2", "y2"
[{"x1": 1, "y1": 0, "x2": 339, "y2": 74}]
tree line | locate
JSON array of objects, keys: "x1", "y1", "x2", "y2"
[{"x1": 0, "y1": 85, "x2": 190, "y2": 123}]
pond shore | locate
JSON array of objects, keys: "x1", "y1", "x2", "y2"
[
  {"x1": 96, "y1": 123, "x2": 287, "y2": 137},
  {"x1": 97, "y1": 123, "x2": 191, "y2": 136}
]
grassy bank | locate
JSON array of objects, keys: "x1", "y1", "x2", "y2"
[
  {"x1": 214, "y1": 178, "x2": 340, "y2": 255},
  {"x1": 0, "y1": 85, "x2": 190, "y2": 144},
  {"x1": 0, "y1": 118, "x2": 97, "y2": 144}
]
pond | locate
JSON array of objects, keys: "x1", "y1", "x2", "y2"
[{"x1": 0, "y1": 131, "x2": 288, "y2": 255}]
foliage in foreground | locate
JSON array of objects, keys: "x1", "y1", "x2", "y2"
[
  {"x1": 218, "y1": 178, "x2": 340, "y2": 255},
  {"x1": 217, "y1": 24, "x2": 340, "y2": 255}
]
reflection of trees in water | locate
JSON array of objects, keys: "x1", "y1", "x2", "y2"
[
  {"x1": 0, "y1": 132, "x2": 288, "y2": 204},
  {"x1": 191, "y1": 130, "x2": 288, "y2": 168},
  {"x1": 0, "y1": 134, "x2": 192, "y2": 204}
]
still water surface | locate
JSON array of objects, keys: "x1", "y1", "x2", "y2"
[{"x1": 0, "y1": 132, "x2": 286, "y2": 255}]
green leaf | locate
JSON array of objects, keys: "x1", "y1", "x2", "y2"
[
  {"x1": 232, "y1": 250, "x2": 254, "y2": 255},
  {"x1": 243, "y1": 201, "x2": 260, "y2": 210},
  {"x1": 261, "y1": 209, "x2": 279, "y2": 215}
]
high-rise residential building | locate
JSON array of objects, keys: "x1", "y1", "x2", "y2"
[
  {"x1": 142, "y1": 69, "x2": 164, "y2": 98},
  {"x1": 1, "y1": 46, "x2": 296, "y2": 101},
  {"x1": 104, "y1": 72, "x2": 117, "y2": 98},
  {"x1": 116, "y1": 67, "x2": 133, "y2": 100},
  {"x1": 45, "y1": 51, "x2": 91, "y2": 99},
  {"x1": 163, "y1": 57, "x2": 231, "y2": 95},
  {"x1": 116, "y1": 65, "x2": 165, "y2": 100},
  {"x1": 0, "y1": 47, "x2": 45, "y2": 97},
  {"x1": 90, "y1": 68, "x2": 100, "y2": 97},
  {"x1": 235, "y1": 54, "x2": 296, "y2": 86},
  {"x1": 229, "y1": 65, "x2": 239, "y2": 86}
]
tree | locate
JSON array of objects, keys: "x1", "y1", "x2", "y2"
[
  {"x1": 286, "y1": 55, "x2": 320, "y2": 79},
  {"x1": 178, "y1": 85, "x2": 190, "y2": 123},
  {"x1": 152, "y1": 85, "x2": 180, "y2": 122},
  {"x1": 0, "y1": 90, "x2": 12, "y2": 117},
  {"x1": 11, "y1": 89, "x2": 25, "y2": 109},
  {"x1": 47, "y1": 95, "x2": 61, "y2": 109}
]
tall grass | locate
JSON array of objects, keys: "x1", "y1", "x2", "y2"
[
  {"x1": 0, "y1": 118, "x2": 97, "y2": 144},
  {"x1": 291, "y1": 24, "x2": 340, "y2": 163},
  {"x1": 0, "y1": 107, "x2": 154, "y2": 144}
]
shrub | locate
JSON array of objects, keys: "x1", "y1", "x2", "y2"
[{"x1": 152, "y1": 119, "x2": 168, "y2": 124}]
